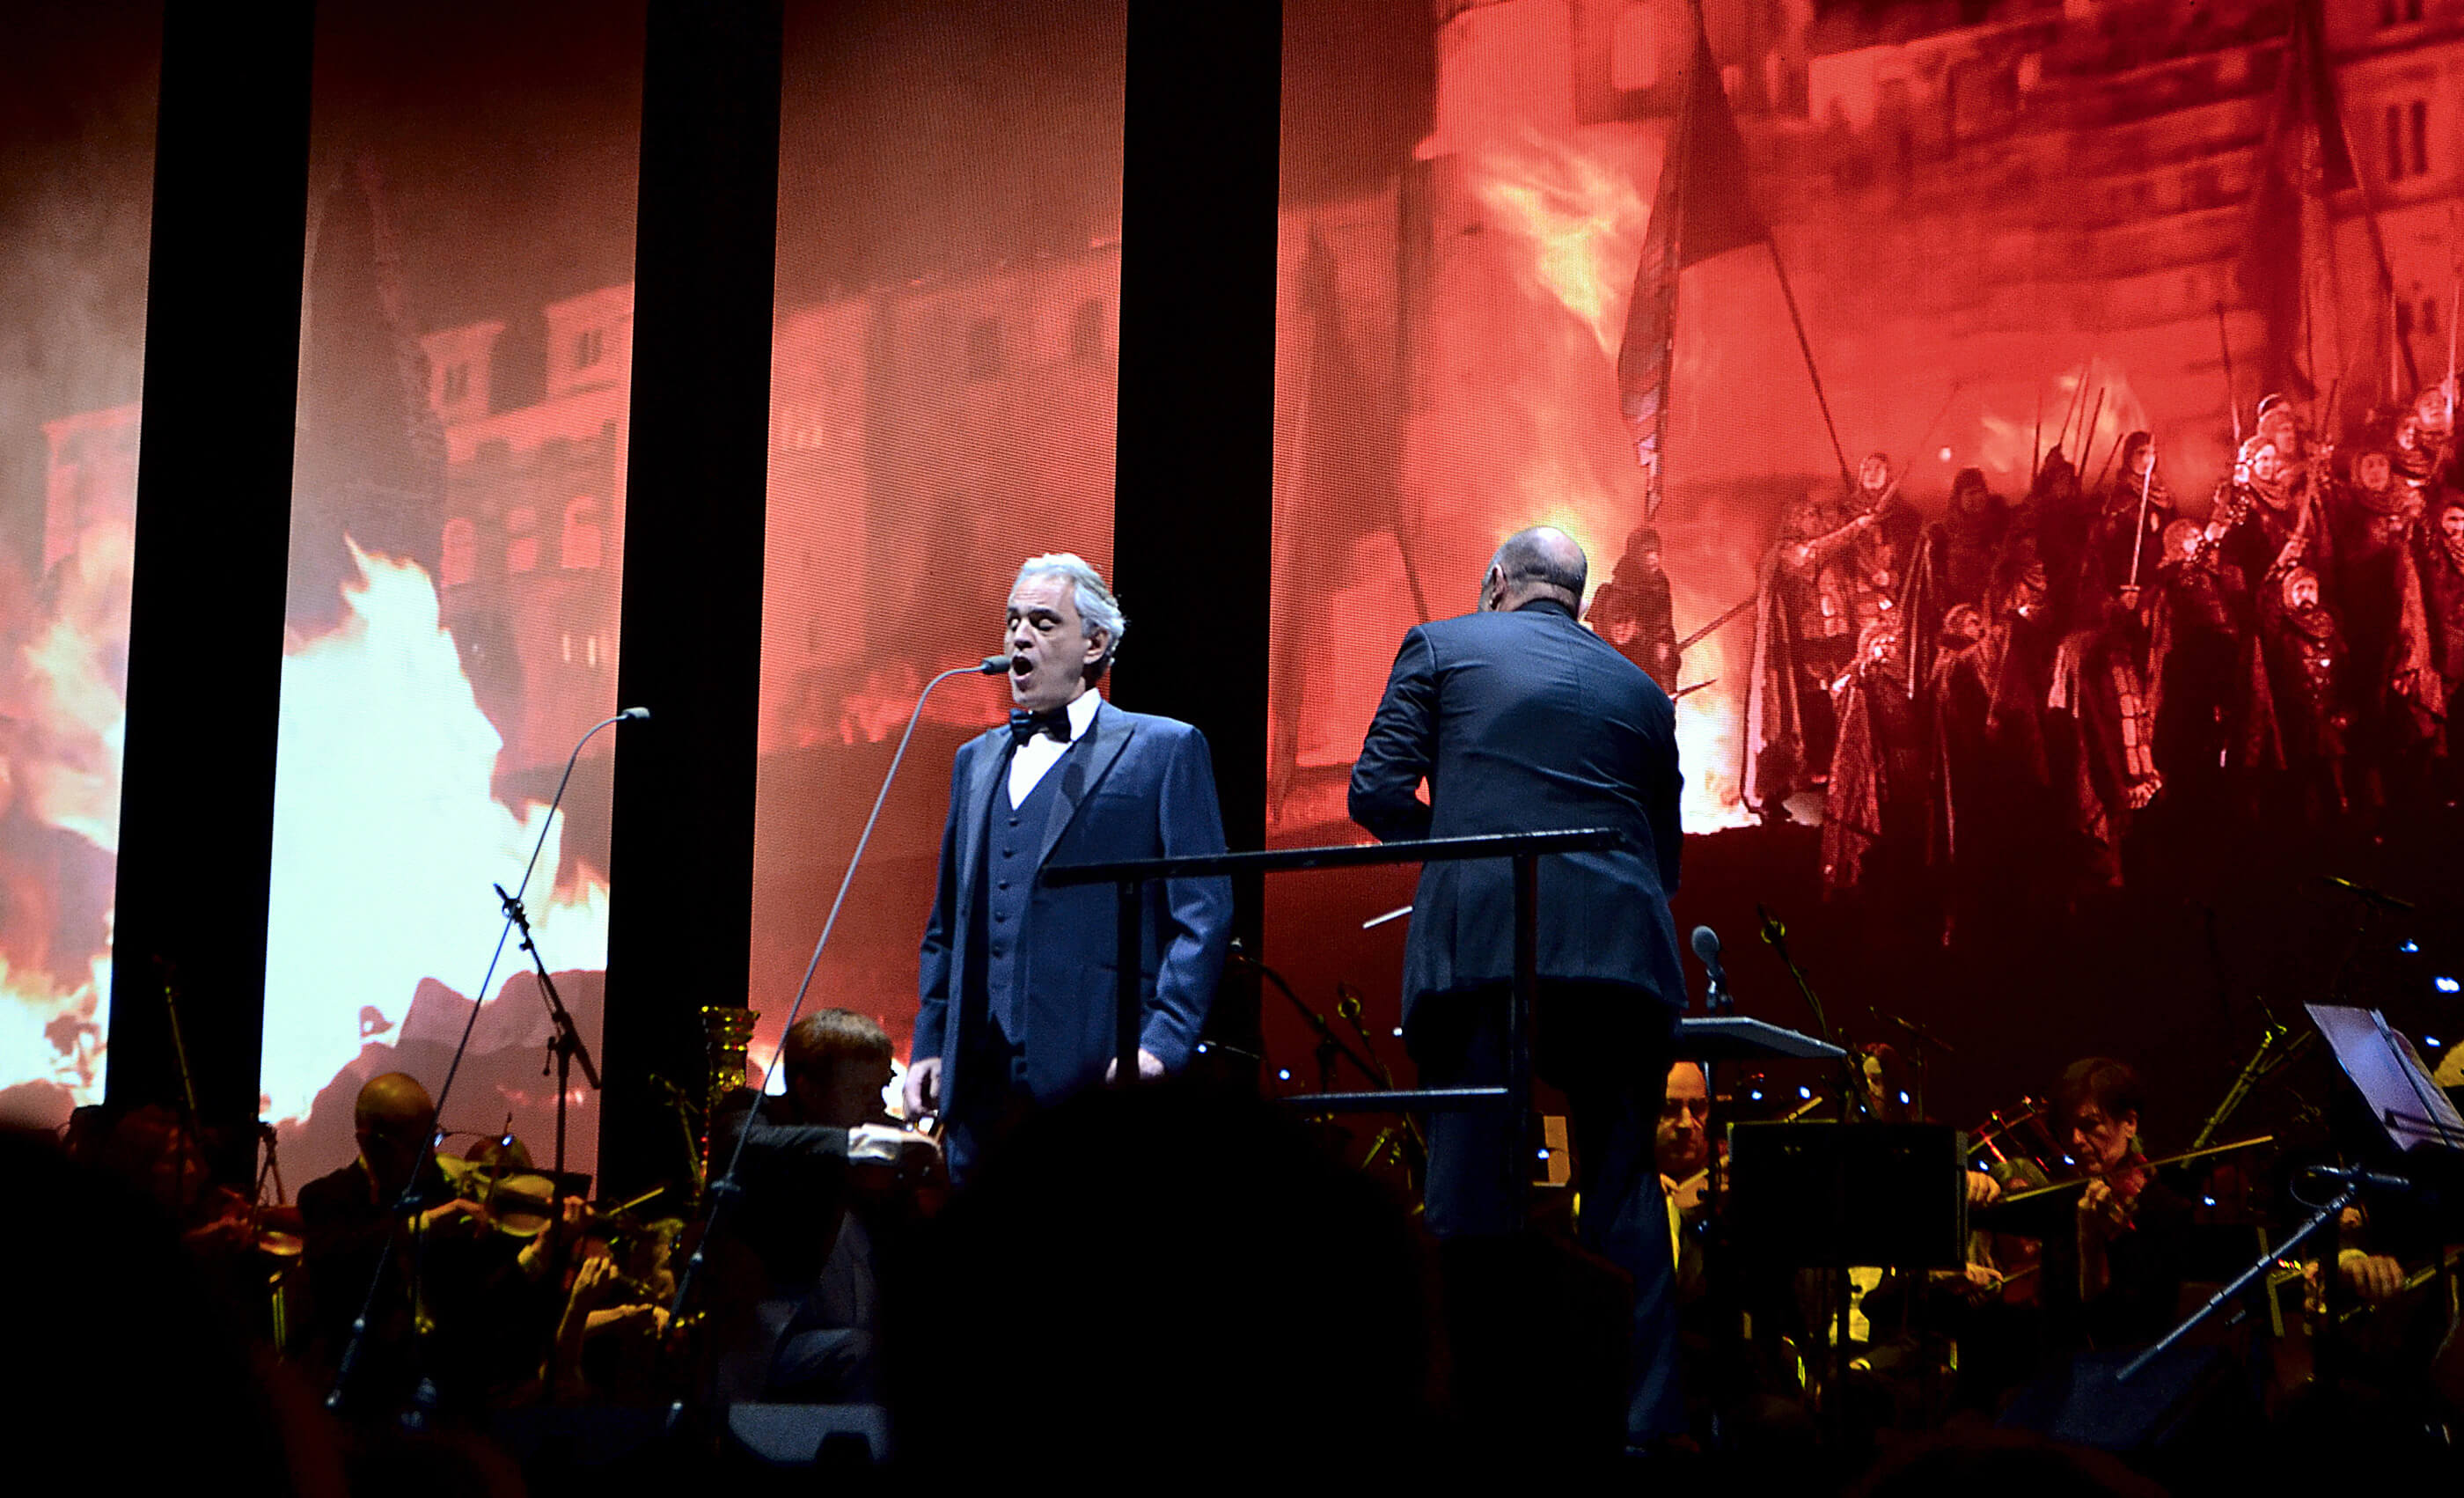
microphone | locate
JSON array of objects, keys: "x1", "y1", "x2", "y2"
[
  {"x1": 616, "y1": 706, "x2": 651, "y2": 723},
  {"x1": 1690, "y1": 925, "x2": 1729, "y2": 1012},
  {"x1": 979, "y1": 655, "x2": 1011, "y2": 675},
  {"x1": 1877, "y1": 1009, "x2": 1955, "y2": 1054},
  {"x1": 2301, "y1": 1163, "x2": 2417, "y2": 1193}
]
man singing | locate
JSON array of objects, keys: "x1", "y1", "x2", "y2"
[
  {"x1": 1351, "y1": 525, "x2": 1689, "y2": 1448},
  {"x1": 904, "y1": 554, "x2": 1232, "y2": 1179}
]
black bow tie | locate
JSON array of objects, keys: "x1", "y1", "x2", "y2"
[{"x1": 1009, "y1": 706, "x2": 1074, "y2": 745}]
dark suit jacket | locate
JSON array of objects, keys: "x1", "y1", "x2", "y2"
[
  {"x1": 1349, "y1": 598, "x2": 1685, "y2": 1020},
  {"x1": 915, "y1": 697, "x2": 1232, "y2": 1118}
]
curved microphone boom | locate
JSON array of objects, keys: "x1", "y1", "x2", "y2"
[
  {"x1": 327, "y1": 705, "x2": 646, "y2": 1415},
  {"x1": 665, "y1": 657, "x2": 1001, "y2": 1429}
]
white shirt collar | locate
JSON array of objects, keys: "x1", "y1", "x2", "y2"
[{"x1": 1063, "y1": 687, "x2": 1103, "y2": 738}]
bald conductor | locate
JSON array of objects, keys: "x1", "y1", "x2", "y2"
[{"x1": 1349, "y1": 525, "x2": 1689, "y2": 1448}]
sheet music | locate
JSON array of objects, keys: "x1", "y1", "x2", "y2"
[{"x1": 2305, "y1": 1003, "x2": 2464, "y2": 1154}]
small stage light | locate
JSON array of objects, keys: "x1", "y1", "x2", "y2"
[
  {"x1": 1276, "y1": 1068, "x2": 1291, "y2": 1082},
  {"x1": 2400, "y1": 940, "x2": 2421, "y2": 954},
  {"x1": 1798, "y1": 1085, "x2": 1813, "y2": 1100},
  {"x1": 2435, "y1": 976, "x2": 2460, "y2": 995}
]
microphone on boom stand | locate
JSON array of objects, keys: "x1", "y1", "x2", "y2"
[
  {"x1": 325, "y1": 705, "x2": 649, "y2": 1420},
  {"x1": 1690, "y1": 925, "x2": 1732, "y2": 1015},
  {"x1": 663, "y1": 654, "x2": 1008, "y2": 1435},
  {"x1": 1756, "y1": 902, "x2": 1833, "y2": 1045}
]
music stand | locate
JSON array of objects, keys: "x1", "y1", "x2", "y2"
[
  {"x1": 1673, "y1": 1017, "x2": 1844, "y2": 1242},
  {"x1": 1668, "y1": 1017, "x2": 1845, "y2": 1447},
  {"x1": 2120, "y1": 1005, "x2": 2460, "y2": 1384},
  {"x1": 1727, "y1": 1122, "x2": 1969, "y2": 1269},
  {"x1": 1676, "y1": 1016, "x2": 1845, "y2": 1064},
  {"x1": 2302, "y1": 1003, "x2": 2464, "y2": 1154}
]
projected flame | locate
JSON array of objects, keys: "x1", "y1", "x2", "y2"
[
  {"x1": 1978, "y1": 359, "x2": 2152, "y2": 488},
  {"x1": 1448, "y1": 128, "x2": 1755, "y2": 831},
  {"x1": 1473, "y1": 130, "x2": 1648, "y2": 360},
  {"x1": 0, "y1": 512, "x2": 135, "y2": 1113},
  {"x1": 259, "y1": 541, "x2": 608, "y2": 1131}
]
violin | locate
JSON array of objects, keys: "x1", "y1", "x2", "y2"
[{"x1": 438, "y1": 1155, "x2": 658, "y2": 1243}]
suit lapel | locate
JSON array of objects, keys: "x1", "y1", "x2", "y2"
[
  {"x1": 955, "y1": 729, "x2": 1008, "y2": 910},
  {"x1": 1036, "y1": 699, "x2": 1133, "y2": 871}
]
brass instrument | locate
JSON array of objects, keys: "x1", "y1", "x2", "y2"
[
  {"x1": 700, "y1": 1004, "x2": 759, "y2": 1200},
  {"x1": 1967, "y1": 1096, "x2": 2066, "y2": 1189}
]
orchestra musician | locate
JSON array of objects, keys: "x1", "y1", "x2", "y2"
[
  {"x1": 297, "y1": 1073, "x2": 574, "y2": 1412},
  {"x1": 2042, "y1": 1057, "x2": 2196, "y2": 1349},
  {"x1": 1658, "y1": 1061, "x2": 1714, "y2": 1303},
  {"x1": 714, "y1": 1010, "x2": 937, "y2": 1402}
]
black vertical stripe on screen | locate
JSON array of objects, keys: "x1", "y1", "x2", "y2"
[
  {"x1": 109, "y1": 1, "x2": 313, "y2": 1180},
  {"x1": 1111, "y1": 2, "x2": 1281, "y2": 1066},
  {"x1": 599, "y1": 0, "x2": 781, "y2": 1198}
]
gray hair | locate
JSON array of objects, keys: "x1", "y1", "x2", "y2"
[{"x1": 1014, "y1": 552, "x2": 1127, "y2": 679}]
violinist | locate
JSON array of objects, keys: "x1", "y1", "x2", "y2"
[
  {"x1": 546, "y1": 1215, "x2": 685, "y2": 1406},
  {"x1": 2046, "y1": 1057, "x2": 2195, "y2": 1349},
  {"x1": 1657, "y1": 1061, "x2": 1715, "y2": 1306},
  {"x1": 712, "y1": 1010, "x2": 941, "y2": 1401},
  {"x1": 297, "y1": 1072, "x2": 561, "y2": 1414}
]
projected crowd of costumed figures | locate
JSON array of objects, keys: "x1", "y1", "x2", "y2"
[
  {"x1": 1697, "y1": 380, "x2": 2463, "y2": 918},
  {"x1": 1478, "y1": 0, "x2": 2464, "y2": 928}
]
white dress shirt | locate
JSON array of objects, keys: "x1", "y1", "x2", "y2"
[{"x1": 1009, "y1": 687, "x2": 1101, "y2": 805}]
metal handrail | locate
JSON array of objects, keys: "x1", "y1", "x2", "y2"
[
  {"x1": 1039, "y1": 826, "x2": 1627, "y2": 885},
  {"x1": 1045, "y1": 826, "x2": 1629, "y2": 1213}
]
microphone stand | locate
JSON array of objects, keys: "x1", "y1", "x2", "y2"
[
  {"x1": 495, "y1": 881, "x2": 600, "y2": 1179},
  {"x1": 1756, "y1": 903, "x2": 1834, "y2": 1047},
  {"x1": 1757, "y1": 904, "x2": 1856, "y2": 1440},
  {"x1": 664, "y1": 658, "x2": 1003, "y2": 1435},
  {"x1": 155, "y1": 958, "x2": 209, "y2": 1219},
  {"x1": 325, "y1": 709, "x2": 641, "y2": 1420},
  {"x1": 1335, "y1": 981, "x2": 1426, "y2": 1183},
  {"x1": 1690, "y1": 946, "x2": 1741, "y2": 1450}
]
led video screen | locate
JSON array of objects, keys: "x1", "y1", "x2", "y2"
[
  {"x1": 0, "y1": 4, "x2": 161, "y2": 1129},
  {"x1": 260, "y1": 2, "x2": 645, "y2": 1186},
  {"x1": 1266, "y1": 0, "x2": 2464, "y2": 1136},
  {"x1": 747, "y1": 0, "x2": 1126, "y2": 1084}
]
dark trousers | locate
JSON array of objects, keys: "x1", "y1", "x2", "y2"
[
  {"x1": 1412, "y1": 982, "x2": 1683, "y2": 1443},
  {"x1": 943, "y1": 1019, "x2": 1036, "y2": 1185}
]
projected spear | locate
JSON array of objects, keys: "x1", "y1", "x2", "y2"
[
  {"x1": 1676, "y1": 594, "x2": 1756, "y2": 655},
  {"x1": 2126, "y1": 440, "x2": 2158, "y2": 593},
  {"x1": 2218, "y1": 301, "x2": 2241, "y2": 446},
  {"x1": 2448, "y1": 209, "x2": 2459, "y2": 430}
]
